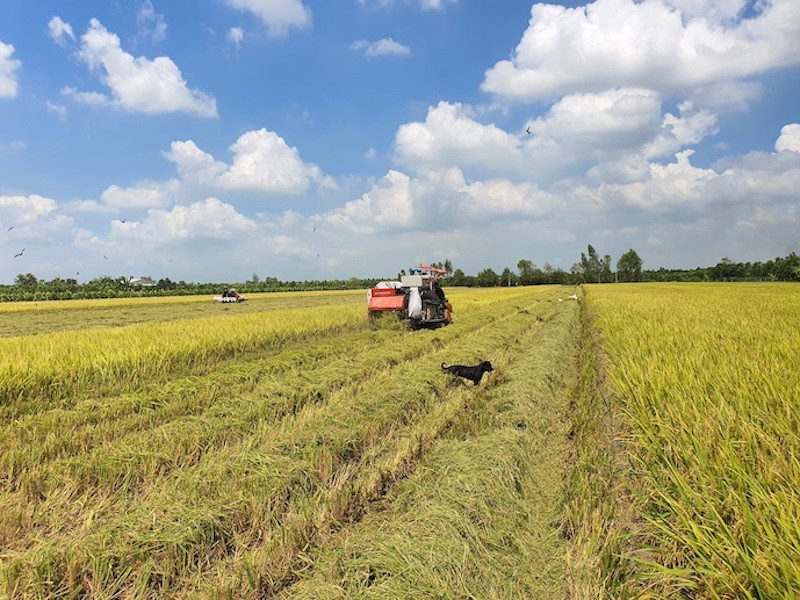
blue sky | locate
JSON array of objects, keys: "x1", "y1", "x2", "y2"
[{"x1": 1, "y1": 0, "x2": 798, "y2": 284}]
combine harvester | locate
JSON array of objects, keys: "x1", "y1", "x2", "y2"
[
  {"x1": 367, "y1": 264, "x2": 452, "y2": 330},
  {"x1": 213, "y1": 287, "x2": 246, "y2": 303}
]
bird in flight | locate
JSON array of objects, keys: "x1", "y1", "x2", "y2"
[
  {"x1": 525, "y1": 126, "x2": 532, "y2": 135},
  {"x1": 14, "y1": 248, "x2": 25, "y2": 258},
  {"x1": 6, "y1": 225, "x2": 14, "y2": 232}
]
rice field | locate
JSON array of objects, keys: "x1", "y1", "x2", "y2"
[
  {"x1": 582, "y1": 283, "x2": 800, "y2": 599},
  {"x1": 0, "y1": 286, "x2": 580, "y2": 599},
  {"x1": 2, "y1": 283, "x2": 798, "y2": 599}
]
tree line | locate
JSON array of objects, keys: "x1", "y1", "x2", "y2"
[{"x1": 2, "y1": 248, "x2": 798, "y2": 302}]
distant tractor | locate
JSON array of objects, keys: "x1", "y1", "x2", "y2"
[{"x1": 367, "y1": 264, "x2": 452, "y2": 330}]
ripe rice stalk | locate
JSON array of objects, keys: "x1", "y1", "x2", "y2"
[{"x1": 585, "y1": 282, "x2": 800, "y2": 598}]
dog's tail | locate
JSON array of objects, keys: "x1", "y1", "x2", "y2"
[{"x1": 441, "y1": 362, "x2": 449, "y2": 370}]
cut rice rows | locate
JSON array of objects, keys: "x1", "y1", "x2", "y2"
[{"x1": 1, "y1": 286, "x2": 579, "y2": 599}]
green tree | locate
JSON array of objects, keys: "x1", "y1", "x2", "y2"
[
  {"x1": 577, "y1": 245, "x2": 602, "y2": 283},
  {"x1": 517, "y1": 259, "x2": 534, "y2": 285},
  {"x1": 601, "y1": 254, "x2": 612, "y2": 283},
  {"x1": 449, "y1": 268, "x2": 470, "y2": 286},
  {"x1": 14, "y1": 273, "x2": 38, "y2": 287},
  {"x1": 500, "y1": 267, "x2": 518, "y2": 286},
  {"x1": 617, "y1": 249, "x2": 643, "y2": 282},
  {"x1": 475, "y1": 268, "x2": 500, "y2": 287}
]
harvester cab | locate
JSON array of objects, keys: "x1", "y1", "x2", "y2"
[{"x1": 367, "y1": 264, "x2": 452, "y2": 330}]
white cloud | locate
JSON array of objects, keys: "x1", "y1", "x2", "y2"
[
  {"x1": 481, "y1": 0, "x2": 800, "y2": 102},
  {"x1": 61, "y1": 86, "x2": 109, "y2": 106},
  {"x1": 393, "y1": 101, "x2": 524, "y2": 175},
  {"x1": 321, "y1": 166, "x2": 560, "y2": 236},
  {"x1": 528, "y1": 88, "x2": 663, "y2": 154},
  {"x1": 163, "y1": 140, "x2": 228, "y2": 186},
  {"x1": 100, "y1": 179, "x2": 180, "y2": 209},
  {"x1": 641, "y1": 101, "x2": 719, "y2": 159},
  {"x1": 458, "y1": 175, "x2": 559, "y2": 220},
  {"x1": 113, "y1": 198, "x2": 256, "y2": 242},
  {"x1": 325, "y1": 170, "x2": 414, "y2": 232},
  {"x1": 621, "y1": 150, "x2": 720, "y2": 210},
  {"x1": 775, "y1": 123, "x2": 800, "y2": 153},
  {"x1": 45, "y1": 100, "x2": 68, "y2": 120},
  {"x1": 222, "y1": 129, "x2": 329, "y2": 193},
  {"x1": 164, "y1": 129, "x2": 333, "y2": 195},
  {"x1": 688, "y1": 80, "x2": 764, "y2": 111},
  {"x1": 48, "y1": 16, "x2": 76, "y2": 47},
  {"x1": 350, "y1": 38, "x2": 411, "y2": 58},
  {"x1": 137, "y1": 1, "x2": 167, "y2": 43},
  {"x1": 0, "y1": 195, "x2": 59, "y2": 233},
  {"x1": 737, "y1": 203, "x2": 798, "y2": 229},
  {"x1": 357, "y1": 0, "x2": 456, "y2": 10},
  {"x1": 70, "y1": 19, "x2": 217, "y2": 117},
  {"x1": 420, "y1": 0, "x2": 457, "y2": 10},
  {"x1": 0, "y1": 40, "x2": 21, "y2": 98},
  {"x1": 225, "y1": 0, "x2": 312, "y2": 37},
  {"x1": 227, "y1": 27, "x2": 245, "y2": 47},
  {"x1": 393, "y1": 94, "x2": 706, "y2": 182}
]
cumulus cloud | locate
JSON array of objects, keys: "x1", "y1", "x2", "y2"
[
  {"x1": 225, "y1": 0, "x2": 312, "y2": 37},
  {"x1": 321, "y1": 165, "x2": 561, "y2": 236},
  {"x1": 325, "y1": 170, "x2": 415, "y2": 233},
  {"x1": 481, "y1": 0, "x2": 800, "y2": 102},
  {"x1": 165, "y1": 129, "x2": 333, "y2": 195},
  {"x1": 0, "y1": 40, "x2": 21, "y2": 98},
  {"x1": 393, "y1": 94, "x2": 713, "y2": 182},
  {"x1": 350, "y1": 38, "x2": 411, "y2": 58},
  {"x1": 641, "y1": 101, "x2": 719, "y2": 159},
  {"x1": 67, "y1": 19, "x2": 217, "y2": 117},
  {"x1": 0, "y1": 194, "x2": 75, "y2": 248},
  {"x1": 0, "y1": 194, "x2": 58, "y2": 221},
  {"x1": 100, "y1": 179, "x2": 180, "y2": 209},
  {"x1": 393, "y1": 101, "x2": 525, "y2": 175},
  {"x1": 775, "y1": 123, "x2": 800, "y2": 153},
  {"x1": 222, "y1": 129, "x2": 332, "y2": 193},
  {"x1": 163, "y1": 141, "x2": 228, "y2": 186},
  {"x1": 113, "y1": 197, "x2": 256, "y2": 242},
  {"x1": 528, "y1": 88, "x2": 663, "y2": 155},
  {"x1": 48, "y1": 16, "x2": 76, "y2": 47}
]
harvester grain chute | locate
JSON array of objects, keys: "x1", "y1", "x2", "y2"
[{"x1": 367, "y1": 264, "x2": 452, "y2": 330}]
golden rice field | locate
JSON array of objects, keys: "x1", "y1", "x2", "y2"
[
  {"x1": 581, "y1": 283, "x2": 800, "y2": 599},
  {"x1": 1, "y1": 283, "x2": 798, "y2": 599},
  {"x1": 0, "y1": 286, "x2": 580, "y2": 599}
]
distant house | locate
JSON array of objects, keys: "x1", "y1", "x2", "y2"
[{"x1": 129, "y1": 276, "x2": 156, "y2": 287}]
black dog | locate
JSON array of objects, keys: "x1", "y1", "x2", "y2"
[{"x1": 441, "y1": 361, "x2": 493, "y2": 386}]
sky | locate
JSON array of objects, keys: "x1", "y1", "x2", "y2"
[{"x1": 1, "y1": 0, "x2": 799, "y2": 284}]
